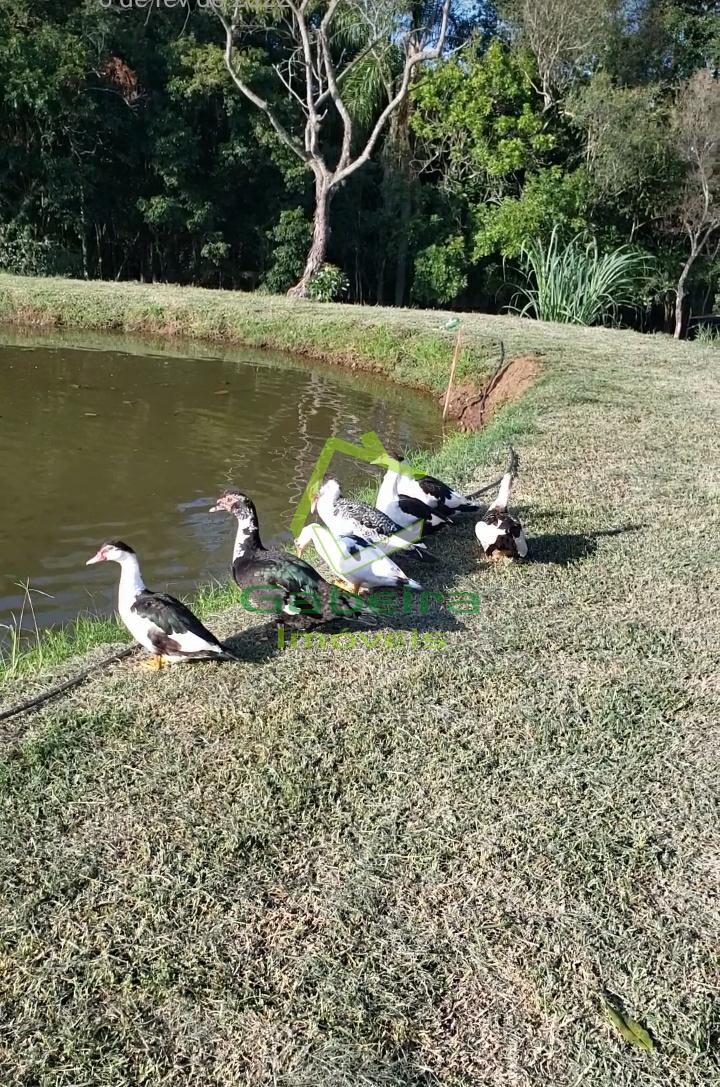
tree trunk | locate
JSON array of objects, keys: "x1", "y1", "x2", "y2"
[
  {"x1": 289, "y1": 177, "x2": 333, "y2": 298},
  {"x1": 79, "y1": 185, "x2": 89, "y2": 280},
  {"x1": 394, "y1": 179, "x2": 412, "y2": 307},
  {"x1": 674, "y1": 263, "x2": 691, "y2": 338},
  {"x1": 375, "y1": 251, "x2": 386, "y2": 304}
]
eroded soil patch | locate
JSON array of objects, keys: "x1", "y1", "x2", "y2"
[{"x1": 443, "y1": 353, "x2": 542, "y2": 431}]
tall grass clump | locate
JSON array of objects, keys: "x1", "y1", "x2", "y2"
[
  {"x1": 509, "y1": 228, "x2": 649, "y2": 326},
  {"x1": 693, "y1": 324, "x2": 720, "y2": 345}
]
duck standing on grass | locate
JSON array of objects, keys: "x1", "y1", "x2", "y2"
[
  {"x1": 295, "y1": 523, "x2": 422, "y2": 594},
  {"x1": 376, "y1": 458, "x2": 453, "y2": 534},
  {"x1": 393, "y1": 454, "x2": 502, "y2": 518},
  {"x1": 211, "y1": 490, "x2": 370, "y2": 626},
  {"x1": 313, "y1": 478, "x2": 429, "y2": 560},
  {"x1": 475, "y1": 449, "x2": 529, "y2": 560},
  {"x1": 86, "y1": 541, "x2": 238, "y2": 668}
]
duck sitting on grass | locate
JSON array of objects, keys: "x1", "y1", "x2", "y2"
[
  {"x1": 211, "y1": 490, "x2": 372, "y2": 627},
  {"x1": 390, "y1": 454, "x2": 491, "y2": 518},
  {"x1": 86, "y1": 540, "x2": 238, "y2": 669},
  {"x1": 475, "y1": 449, "x2": 529, "y2": 560},
  {"x1": 376, "y1": 458, "x2": 453, "y2": 535},
  {"x1": 295, "y1": 523, "x2": 422, "y2": 594}
]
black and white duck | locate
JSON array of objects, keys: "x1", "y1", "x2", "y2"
[
  {"x1": 376, "y1": 460, "x2": 453, "y2": 535},
  {"x1": 86, "y1": 540, "x2": 238, "y2": 668},
  {"x1": 391, "y1": 454, "x2": 503, "y2": 518},
  {"x1": 313, "y1": 478, "x2": 428, "y2": 560},
  {"x1": 210, "y1": 490, "x2": 368, "y2": 624},
  {"x1": 475, "y1": 449, "x2": 529, "y2": 560},
  {"x1": 295, "y1": 523, "x2": 422, "y2": 593}
]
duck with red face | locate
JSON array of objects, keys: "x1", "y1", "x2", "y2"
[
  {"x1": 210, "y1": 490, "x2": 369, "y2": 625},
  {"x1": 86, "y1": 540, "x2": 239, "y2": 669}
]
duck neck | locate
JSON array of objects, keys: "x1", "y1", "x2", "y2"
[
  {"x1": 316, "y1": 490, "x2": 337, "y2": 526},
  {"x1": 117, "y1": 554, "x2": 145, "y2": 612},
  {"x1": 378, "y1": 468, "x2": 400, "y2": 506},
  {"x1": 491, "y1": 471, "x2": 513, "y2": 511},
  {"x1": 233, "y1": 512, "x2": 263, "y2": 559}
]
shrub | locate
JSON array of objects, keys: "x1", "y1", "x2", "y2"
[
  {"x1": 263, "y1": 209, "x2": 312, "y2": 294},
  {"x1": 411, "y1": 235, "x2": 467, "y2": 307},
  {"x1": 307, "y1": 263, "x2": 349, "y2": 302},
  {"x1": 693, "y1": 325, "x2": 720, "y2": 345},
  {"x1": 509, "y1": 228, "x2": 649, "y2": 325},
  {"x1": 0, "y1": 222, "x2": 56, "y2": 276}
]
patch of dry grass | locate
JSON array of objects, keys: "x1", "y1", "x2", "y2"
[{"x1": 0, "y1": 289, "x2": 719, "y2": 1085}]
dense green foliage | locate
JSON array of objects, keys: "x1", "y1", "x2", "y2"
[{"x1": 0, "y1": 0, "x2": 718, "y2": 330}]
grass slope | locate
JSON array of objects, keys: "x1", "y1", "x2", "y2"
[{"x1": 0, "y1": 284, "x2": 719, "y2": 1085}]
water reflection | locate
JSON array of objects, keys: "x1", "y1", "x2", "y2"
[{"x1": 0, "y1": 333, "x2": 440, "y2": 631}]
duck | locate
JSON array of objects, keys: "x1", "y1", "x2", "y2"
[
  {"x1": 313, "y1": 478, "x2": 428, "y2": 561},
  {"x1": 475, "y1": 449, "x2": 529, "y2": 560},
  {"x1": 376, "y1": 459, "x2": 453, "y2": 534},
  {"x1": 392, "y1": 453, "x2": 503, "y2": 518},
  {"x1": 210, "y1": 490, "x2": 369, "y2": 625},
  {"x1": 295, "y1": 523, "x2": 422, "y2": 594},
  {"x1": 86, "y1": 540, "x2": 238, "y2": 668}
]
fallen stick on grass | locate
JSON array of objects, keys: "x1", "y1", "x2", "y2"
[{"x1": 0, "y1": 646, "x2": 137, "y2": 725}]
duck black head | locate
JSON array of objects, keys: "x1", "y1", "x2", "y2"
[
  {"x1": 210, "y1": 490, "x2": 258, "y2": 522},
  {"x1": 86, "y1": 540, "x2": 136, "y2": 565}
]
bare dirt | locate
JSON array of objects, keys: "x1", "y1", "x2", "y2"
[{"x1": 442, "y1": 353, "x2": 542, "y2": 431}]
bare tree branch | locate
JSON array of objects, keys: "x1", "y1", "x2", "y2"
[
  {"x1": 207, "y1": 0, "x2": 457, "y2": 294},
  {"x1": 208, "y1": 0, "x2": 311, "y2": 164}
]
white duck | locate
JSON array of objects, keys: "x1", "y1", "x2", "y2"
[
  {"x1": 86, "y1": 540, "x2": 238, "y2": 668},
  {"x1": 295, "y1": 523, "x2": 422, "y2": 593},
  {"x1": 313, "y1": 478, "x2": 428, "y2": 560},
  {"x1": 391, "y1": 453, "x2": 502, "y2": 517},
  {"x1": 475, "y1": 449, "x2": 529, "y2": 560},
  {"x1": 376, "y1": 461, "x2": 453, "y2": 534}
]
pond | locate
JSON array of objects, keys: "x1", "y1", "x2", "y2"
[{"x1": 0, "y1": 331, "x2": 442, "y2": 635}]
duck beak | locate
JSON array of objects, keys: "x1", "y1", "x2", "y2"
[
  {"x1": 209, "y1": 501, "x2": 224, "y2": 513},
  {"x1": 86, "y1": 549, "x2": 105, "y2": 565}
]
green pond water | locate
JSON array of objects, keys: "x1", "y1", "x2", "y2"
[{"x1": 0, "y1": 331, "x2": 441, "y2": 635}]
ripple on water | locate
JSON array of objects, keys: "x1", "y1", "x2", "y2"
[{"x1": 0, "y1": 336, "x2": 441, "y2": 633}]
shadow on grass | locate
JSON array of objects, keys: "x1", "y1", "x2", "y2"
[
  {"x1": 530, "y1": 524, "x2": 643, "y2": 566},
  {"x1": 224, "y1": 589, "x2": 467, "y2": 661}
]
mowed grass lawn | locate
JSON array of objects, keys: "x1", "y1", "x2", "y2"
[{"x1": 0, "y1": 295, "x2": 719, "y2": 1085}]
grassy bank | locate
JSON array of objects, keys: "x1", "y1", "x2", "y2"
[
  {"x1": 0, "y1": 279, "x2": 719, "y2": 1085},
  {"x1": 0, "y1": 271, "x2": 702, "y2": 392}
]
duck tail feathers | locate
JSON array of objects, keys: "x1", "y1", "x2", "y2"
[
  {"x1": 489, "y1": 447, "x2": 519, "y2": 511},
  {"x1": 220, "y1": 644, "x2": 243, "y2": 661},
  {"x1": 400, "y1": 577, "x2": 422, "y2": 590}
]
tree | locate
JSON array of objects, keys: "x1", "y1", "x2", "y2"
[
  {"x1": 669, "y1": 68, "x2": 720, "y2": 338},
  {"x1": 207, "y1": 0, "x2": 454, "y2": 296},
  {"x1": 502, "y1": 0, "x2": 609, "y2": 111},
  {"x1": 569, "y1": 71, "x2": 675, "y2": 241}
]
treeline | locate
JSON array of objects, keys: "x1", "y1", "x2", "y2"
[{"x1": 0, "y1": 1, "x2": 718, "y2": 334}]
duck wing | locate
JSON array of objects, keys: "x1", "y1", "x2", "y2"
[
  {"x1": 336, "y1": 498, "x2": 400, "y2": 537},
  {"x1": 417, "y1": 474, "x2": 453, "y2": 503},
  {"x1": 233, "y1": 549, "x2": 364, "y2": 622},
  {"x1": 132, "y1": 591, "x2": 231, "y2": 657},
  {"x1": 396, "y1": 494, "x2": 452, "y2": 524}
]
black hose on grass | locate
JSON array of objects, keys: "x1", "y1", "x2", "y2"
[{"x1": 0, "y1": 646, "x2": 137, "y2": 725}]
